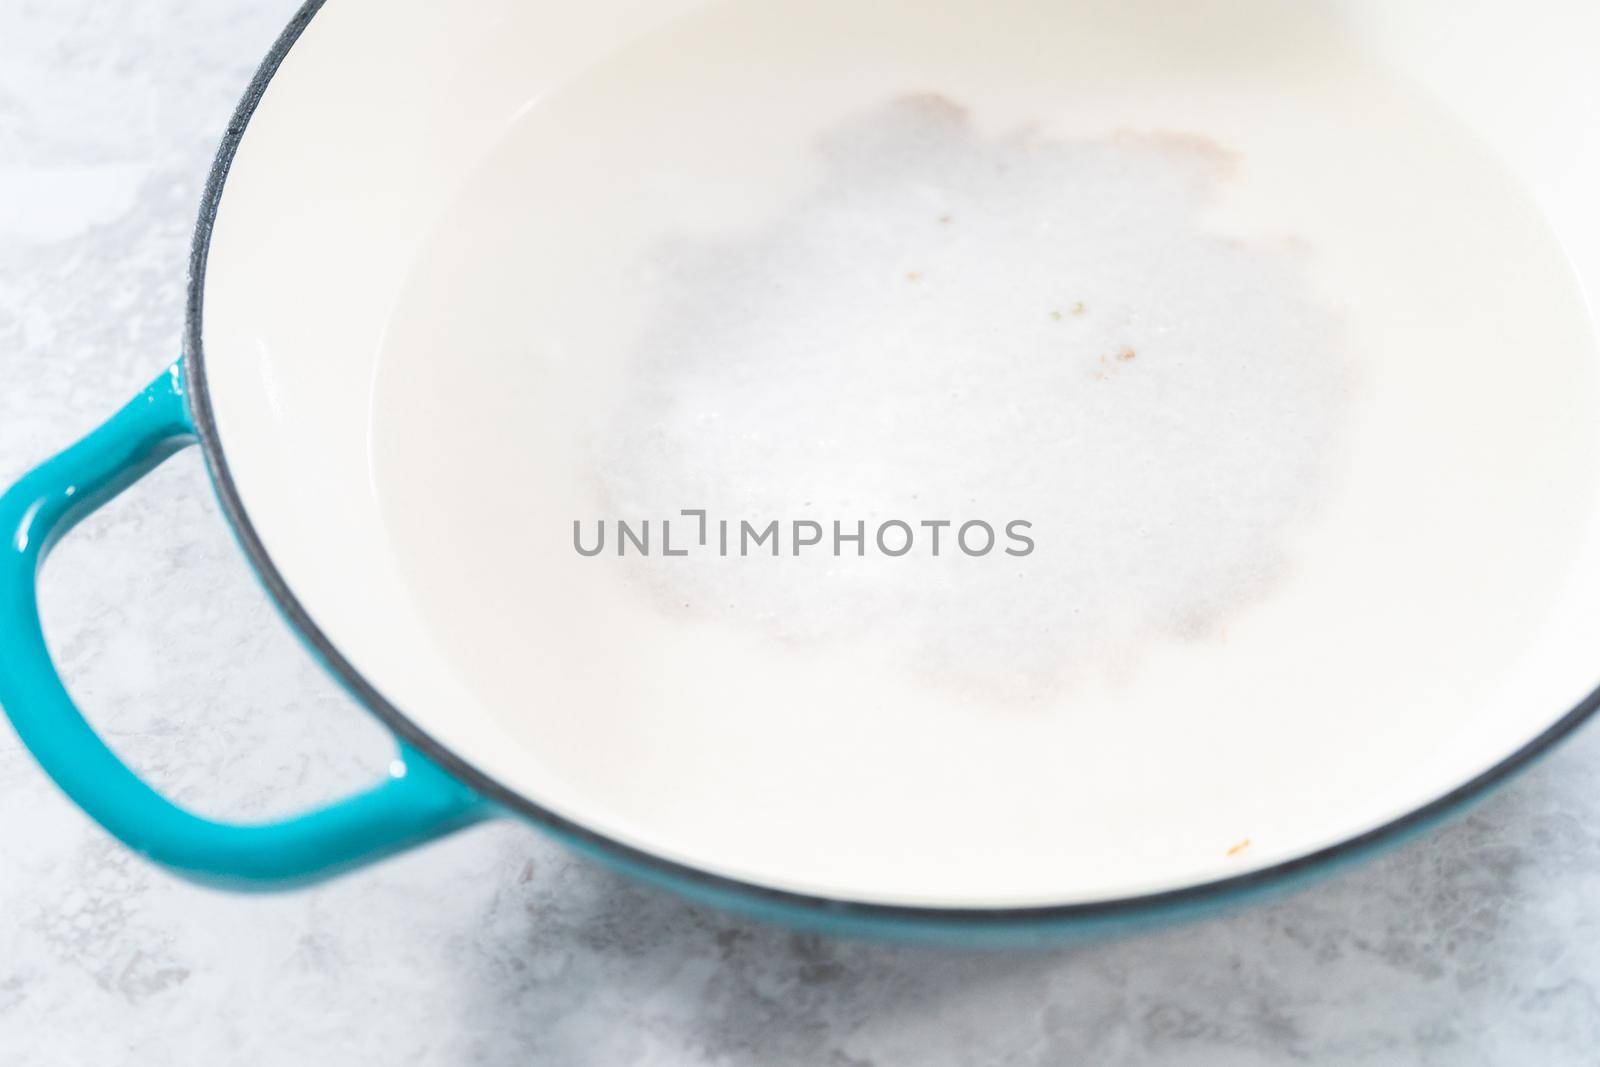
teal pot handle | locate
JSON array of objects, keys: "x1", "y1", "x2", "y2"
[{"x1": 0, "y1": 364, "x2": 488, "y2": 889}]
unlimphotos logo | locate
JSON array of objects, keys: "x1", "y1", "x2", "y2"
[{"x1": 573, "y1": 510, "x2": 1034, "y2": 558}]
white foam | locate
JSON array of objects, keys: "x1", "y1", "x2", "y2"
[{"x1": 600, "y1": 96, "x2": 1350, "y2": 699}]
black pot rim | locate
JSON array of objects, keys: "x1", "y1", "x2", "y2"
[{"x1": 180, "y1": 0, "x2": 1600, "y2": 931}]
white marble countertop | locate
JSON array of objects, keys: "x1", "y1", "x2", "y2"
[{"x1": 4, "y1": 3, "x2": 1600, "y2": 1063}]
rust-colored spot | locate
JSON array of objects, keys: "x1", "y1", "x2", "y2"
[
  {"x1": 906, "y1": 271, "x2": 922, "y2": 283},
  {"x1": 894, "y1": 91, "x2": 970, "y2": 122},
  {"x1": 1118, "y1": 347, "x2": 1136, "y2": 362},
  {"x1": 1226, "y1": 838, "x2": 1252, "y2": 857}
]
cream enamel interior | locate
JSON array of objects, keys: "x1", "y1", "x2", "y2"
[{"x1": 200, "y1": 0, "x2": 1600, "y2": 908}]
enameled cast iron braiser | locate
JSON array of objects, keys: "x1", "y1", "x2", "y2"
[{"x1": 4, "y1": 0, "x2": 1600, "y2": 945}]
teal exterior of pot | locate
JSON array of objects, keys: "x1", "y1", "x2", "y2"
[{"x1": 0, "y1": 363, "x2": 488, "y2": 891}]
